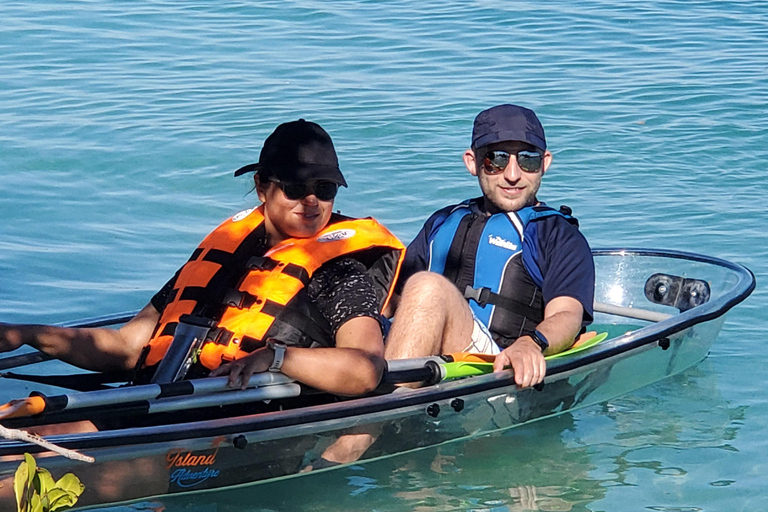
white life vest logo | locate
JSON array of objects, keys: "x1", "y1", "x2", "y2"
[
  {"x1": 318, "y1": 229, "x2": 356, "y2": 242},
  {"x1": 232, "y1": 208, "x2": 255, "y2": 222},
  {"x1": 488, "y1": 234, "x2": 518, "y2": 251}
]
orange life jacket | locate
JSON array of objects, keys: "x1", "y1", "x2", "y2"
[{"x1": 140, "y1": 207, "x2": 404, "y2": 373}]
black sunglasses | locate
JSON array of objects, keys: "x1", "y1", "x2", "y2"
[
  {"x1": 271, "y1": 180, "x2": 339, "y2": 201},
  {"x1": 482, "y1": 149, "x2": 544, "y2": 174}
]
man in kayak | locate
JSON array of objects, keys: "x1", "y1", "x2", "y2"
[
  {"x1": 0, "y1": 119, "x2": 404, "y2": 400},
  {"x1": 308, "y1": 104, "x2": 595, "y2": 469},
  {"x1": 384, "y1": 104, "x2": 595, "y2": 388}
]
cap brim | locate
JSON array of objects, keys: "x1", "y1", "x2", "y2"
[
  {"x1": 233, "y1": 163, "x2": 261, "y2": 177},
  {"x1": 473, "y1": 130, "x2": 546, "y2": 151},
  {"x1": 291, "y1": 165, "x2": 348, "y2": 187}
]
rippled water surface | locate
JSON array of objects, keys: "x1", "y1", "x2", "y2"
[{"x1": 2, "y1": 1, "x2": 767, "y2": 510}]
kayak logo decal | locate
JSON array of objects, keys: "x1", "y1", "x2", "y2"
[
  {"x1": 317, "y1": 229, "x2": 356, "y2": 243},
  {"x1": 167, "y1": 448, "x2": 221, "y2": 489},
  {"x1": 232, "y1": 208, "x2": 255, "y2": 222},
  {"x1": 488, "y1": 234, "x2": 518, "y2": 251},
  {"x1": 170, "y1": 467, "x2": 221, "y2": 488}
]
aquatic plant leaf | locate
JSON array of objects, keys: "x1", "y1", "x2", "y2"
[
  {"x1": 54, "y1": 473, "x2": 84, "y2": 496},
  {"x1": 13, "y1": 456, "x2": 30, "y2": 512},
  {"x1": 28, "y1": 493, "x2": 42, "y2": 512},
  {"x1": 24, "y1": 454, "x2": 36, "y2": 491},
  {"x1": 12, "y1": 453, "x2": 85, "y2": 512},
  {"x1": 33, "y1": 467, "x2": 55, "y2": 496},
  {"x1": 44, "y1": 489, "x2": 77, "y2": 511}
]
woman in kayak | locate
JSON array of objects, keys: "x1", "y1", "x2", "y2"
[{"x1": 0, "y1": 119, "x2": 404, "y2": 399}]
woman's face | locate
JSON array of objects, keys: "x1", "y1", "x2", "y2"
[{"x1": 257, "y1": 177, "x2": 334, "y2": 244}]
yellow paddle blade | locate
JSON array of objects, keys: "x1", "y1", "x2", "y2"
[
  {"x1": 546, "y1": 332, "x2": 609, "y2": 360},
  {"x1": 446, "y1": 331, "x2": 610, "y2": 370}
]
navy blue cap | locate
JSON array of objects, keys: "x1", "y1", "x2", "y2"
[
  {"x1": 471, "y1": 104, "x2": 546, "y2": 151},
  {"x1": 234, "y1": 119, "x2": 347, "y2": 187}
]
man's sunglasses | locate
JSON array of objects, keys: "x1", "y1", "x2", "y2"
[
  {"x1": 482, "y1": 149, "x2": 544, "y2": 174},
  {"x1": 271, "y1": 180, "x2": 339, "y2": 201}
]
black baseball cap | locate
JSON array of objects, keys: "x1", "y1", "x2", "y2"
[
  {"x1": 234, "y1": 119, "x2": 348, "y2": 187},
  {"x1": 471, "y1": 104, "x2": 546, "y2": 151}
]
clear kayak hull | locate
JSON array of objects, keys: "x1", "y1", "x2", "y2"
[{"x1": 0, "y1": 249, "x2": 755, "y2": 509}]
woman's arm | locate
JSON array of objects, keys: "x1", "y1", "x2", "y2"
[
  {"x1": 0, "y1": 303, "x2": 160, "y2": 372},
  {"x1": 211, "y1": 315, "x2": 385, "y2": 396}
]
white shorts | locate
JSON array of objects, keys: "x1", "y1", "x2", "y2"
[{"x1": 463, "y1": 312, "x2": 501, "y2": 355}]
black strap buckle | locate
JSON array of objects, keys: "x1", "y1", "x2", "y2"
[
  {"x1": 464, "y1": 285, "x2": 491, "y2": 307},
  {"x1": 247, "y1": 256, "x2": 279, "y2": 271},
  {"x1": 205, "y1": 327, "x2": 233, "y2": 346},
  {"x1": 222, "y1": 289, "x2": 259, "y2": 309}
]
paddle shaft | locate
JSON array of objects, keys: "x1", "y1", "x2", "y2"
[{"x1": 24, "y1": 372, "x2": 295, "y2": 415}]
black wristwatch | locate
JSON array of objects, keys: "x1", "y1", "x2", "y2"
[{"x1": 529, "y1": 330, "x2": 549, "y2": 352}]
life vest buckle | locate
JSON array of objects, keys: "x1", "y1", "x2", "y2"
[
  {"x1": 247, "y1": 256, "x2": 279, "y2": 271},
  {"x1": 464, "y1": 285, "x2": 491, "y2": 308},
  {"x1": 223, "y1": 289, "x2": 259, "y2": 309},
  {"x1": 206, "y1": 327, "x2": 233, "y2": 346}
]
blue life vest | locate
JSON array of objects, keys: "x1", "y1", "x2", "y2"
[{"x1": 427, "y1": 201, "x2": 576, "y2": 346}]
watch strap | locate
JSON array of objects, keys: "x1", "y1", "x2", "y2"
[
  {"x1": 267, "y1": 341, "x2": 287, "y2": 372},
  {"x1": 530, "y1": 330, "x2": 549, "y2": 352}
]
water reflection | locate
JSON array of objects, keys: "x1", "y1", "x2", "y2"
[
  {"x1": 577, "y1": 360, "x2": 746, "y2": 511},
  {"x1": 115, "y1": 360, "x2": 743, "y2": 512},
  {"x1": 121, "y1": 414, "x2": 602, "y2": 512}
]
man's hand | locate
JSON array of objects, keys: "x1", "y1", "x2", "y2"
[
  {"x1": 492, "y1": 336, "x2": 546, "y2": 388},
  {"x1": 209, "y1": 347, "x2": 273, "y2": 389}
]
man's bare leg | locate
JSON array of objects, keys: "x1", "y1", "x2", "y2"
[{"x1": 385, "y1": 271, "x2": 475, "y2": 360}]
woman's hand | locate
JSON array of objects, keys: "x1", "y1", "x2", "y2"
[{"x1": 209, "y1": 347, "x2": 273, "y2": 389}]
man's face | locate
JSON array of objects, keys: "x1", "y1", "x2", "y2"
[
  {"x1": 463, "y1": 141, "x2": 552, "y2": 214},
  {"x1": 258, "y1": 178, "x2": 334, "y2": 243}
]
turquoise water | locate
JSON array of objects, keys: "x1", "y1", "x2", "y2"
[{"x1": 2, "y1": 1, "x2": 767, "y2": 510}]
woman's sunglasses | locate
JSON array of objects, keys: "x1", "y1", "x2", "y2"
[
  {"x1": 271, "y1": 180, "x2": 339, "y2": 201},
  {"x1": 482, "y1": 149, "x2": 544, "y2": 174}
]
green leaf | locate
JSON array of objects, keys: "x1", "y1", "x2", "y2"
[
  {"x1": 24, "y1": 454, "x2": 36, "y2": 492},
  {"x1": 50, "y1": 493, "x2": 79, "y2": 511},
  {"x1": 33, "y1": 468, "x2": 55, "y2": 496},
  {"x1": 43, "y1": 489, "x2": 74, "y2": 512},
  {"x1": 13, "y1": 456, "x2": 30, "y2": 512},
  {"x1": 29, "y1": 494, "x2": 42, "y2": 512},
  {"x1": 53, "y1": 473, "x2": 84, "y2": 497},
  {"x1": 12, "y1": 454, "x2": 85, "y2": 512}
]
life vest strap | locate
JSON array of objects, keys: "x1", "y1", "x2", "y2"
[
  {"x1": 203, "y1": 249, "x2": 235, "y2": 267},
  {"x1": 464, "y1": 285, "x2": 541, "y2": 321},
  {"x1": 282, "y1": 264, "x2": 310, "y2": 285},
  {"x1": 160, "y1": 322, "x2": 177, "y2": 337},
  {"x1": 246, "y1": 256, "x2": 310, "y2": 285}
]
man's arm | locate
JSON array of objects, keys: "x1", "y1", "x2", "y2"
[
  {"x1": 0, "y1": 303, "x2": 160, "y2": 372},
  {"x1": 492, "y1": 296, "x2": 584, "y2": 388}
]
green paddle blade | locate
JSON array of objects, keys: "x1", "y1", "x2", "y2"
[
  {"x1": 441, "y1": 332, "x2": 610, "y2": 380},
  {"x1": 545, "y1": 332, "x2": 609, "y2": 360},
  {"x1": 442, "y1": 361, "x2": 494, "y2": 380}
]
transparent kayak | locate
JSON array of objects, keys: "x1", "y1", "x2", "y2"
[{"x1": 0, "y1": 248, "x2": 755, "y2": 510}]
